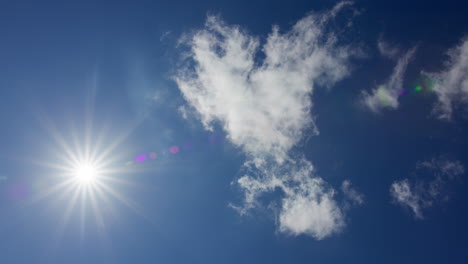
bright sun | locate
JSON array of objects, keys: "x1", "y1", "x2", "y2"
[
  {"x1": 35, "y1": 100, "x2": 142, "y2": 241},
  {"x1": 74, "y1": 163, "x2": 98, "y2": 185}
]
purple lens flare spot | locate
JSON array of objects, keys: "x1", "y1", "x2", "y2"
[
  {"x1": 170, "y1": 146, "x2": 180, "y2": 154},
  {"x1": 135, "y1": 154, "x2": 147, "y2": 162},
  {"x1": 7, "y1": 183, "x2": 29, "y2": 200}
]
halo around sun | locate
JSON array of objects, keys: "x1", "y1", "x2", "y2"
[{"x1": 32, "y1": 112, "x2": 145, "y2": 247}]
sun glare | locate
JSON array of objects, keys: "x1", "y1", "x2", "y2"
[
  {"x1": 34, "y1": 111, "x2": 145, "y2": 245},
  {"x1": 74, "y1": 163, "x2": 98, "y2": 185}
]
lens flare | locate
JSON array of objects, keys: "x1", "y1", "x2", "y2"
[
  {"x1": 372, "y1": 74, "x2": 437, "y2": 109},
  {"x1": 31, "y1": 111, "x2": 147, "y2": 249},
  {"x1": 169, "y1": 146, "x2": 179, "y2": 154}
]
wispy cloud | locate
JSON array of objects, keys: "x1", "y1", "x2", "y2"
[
  {"x1": 390, "y1": 158, "x2": 464, "y2": 219},
  {"x1": 341, "y1": 180, "x2": 364, "y2": 206},
  {"x1": 425, "y1": 38, "x2": 468, "y2": 120},
  {"x1": 390, "y1": 179, "x2": 422, "y2": 218},
  {"x1": 175, "y1": 2, "x2": 360, "y2": 239},
  {"x1": 362, "y1": 47, "x2": 417, "y2": 112},
  {"x1": 377, "y1": 38, "x2": 401, "y2": 60}
]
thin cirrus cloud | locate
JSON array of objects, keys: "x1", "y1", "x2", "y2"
[
  {"x1": 377, "y1": 38, "x2": 401, "y2": 60},
  {"x1": 365, "y1": 37, "x2": 468, "y2": 119},
  {"x1": 362, "y1": 44, "x2": 417, "y2": 112},
  {"x1": 175, "y1": 2, "x2": 363, "y2": 239},
  {"x1": 425, "y1": 38, "x2": 468, "y2": 120},
  {"x1": 341, "y1": 180, "x2": 364, "y2": 206},
  {"x1": 390, "y1": 158, "x2": 464, "y2": 219}
]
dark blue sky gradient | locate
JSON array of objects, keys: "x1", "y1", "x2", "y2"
[{"x1": 1, "y1": 0, "x2": 468, "y2": 263}]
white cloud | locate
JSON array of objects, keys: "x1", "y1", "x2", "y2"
[
  {"x1": 390, "y1": 158, "x2": 464, "y2": 219},
  {"x1": 341, "y1": 180, "x2": 364, "y2": 205},
  {"x1": 280, "y1": 184, "x2": 345, "y2": 239},
  {"x1": 425, "y1": 38, "x2": 468, "y2": 120},
  {"x1": 175, "y1": 2, "x2": 359, "y2": 239},
  {"x1": 175, "y1": 6, "x2": 353, "y2": 163},
  {"x1": 362, "y1": 47, "x2": 416, "y2": 112},
  {"x1": 235, "y1": 158, "x2": 346, "y2": 239},
  {"x1": 390, "y1": 179, "x2": 423, "y2": 218}
]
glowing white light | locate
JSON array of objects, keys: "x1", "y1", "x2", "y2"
[
  {"x1": 36, "y1": 113, "x2": 142, "y2": 241},
  {"x1": 74, "y1": 163, "x2": 98, "y2": 185}
]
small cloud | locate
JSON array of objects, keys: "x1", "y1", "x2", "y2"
[
  {"x1": 280, "y1": 182, "x2": 345, "y2": 240},
  {"x1": 378, "y1": 38, "x2": 401, "y2": 60},
  {"x1": 390, "y1": 158, "x2": 464, "y2": 219},
  {"x1": 362, "y1": 47, "x2": 417, "y2": 112},
  {"x1": 341, "y1": 180, "x2": 364, "y2": 206},
  {"x1": 390, "y1": 179, "x2": 424, "y2": 219},
  {"x1": 160, "y1": 31, "x2": 172, "y2": 42},
  {"x1": 417, "y1": 158, "x2": 464, "y2": 178},
  {"x1": 178, "y1": 105, "x2": 189, "y2": 120},
  {"x1": 424, "y1": 37, "x2": 468, "y2": 120}
]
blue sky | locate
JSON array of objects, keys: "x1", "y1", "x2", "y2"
[{"x1": 1, "y1": 0, "x2": 468, "y2": 263}]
